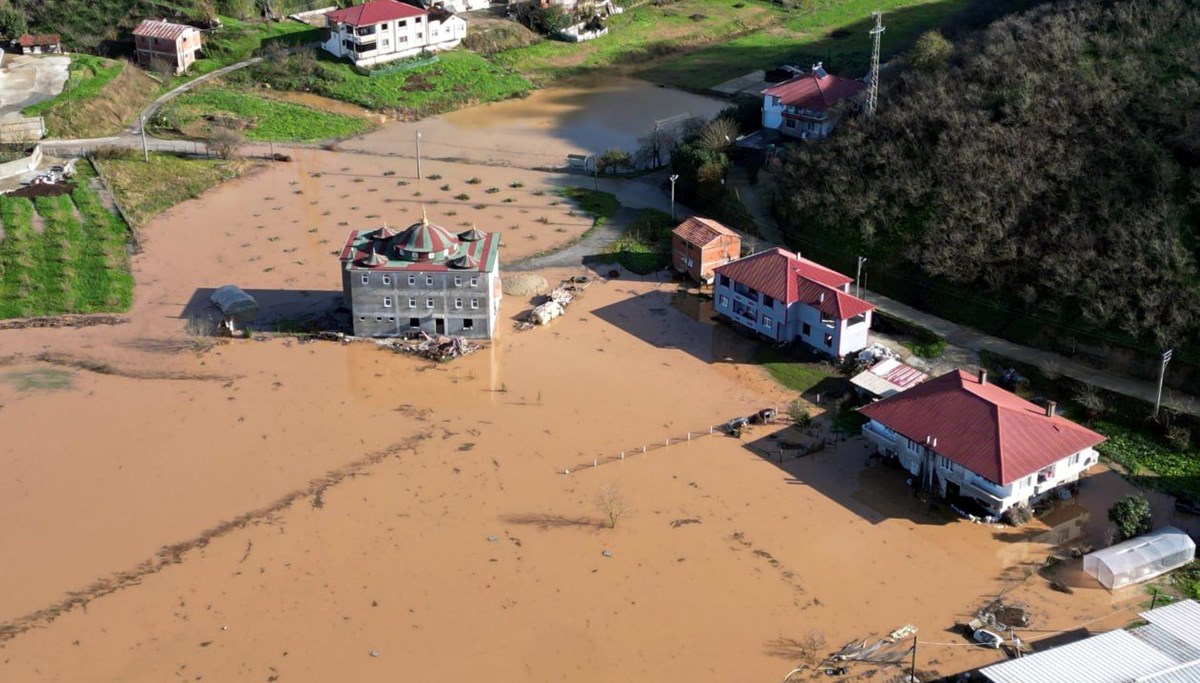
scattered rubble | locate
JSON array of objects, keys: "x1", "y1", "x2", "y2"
[
  {"x1": 0, "y1": 314, "x2": 128, "y2": 331},
  {"x1": 316, "y1": 330, "x2": 482, "y2": 362}
]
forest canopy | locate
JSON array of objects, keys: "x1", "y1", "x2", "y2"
[{"x1": 775, "y1": 0, "x2": 1200, "y2": 351}]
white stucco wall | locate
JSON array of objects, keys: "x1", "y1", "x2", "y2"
[
  {"x1": 323, "y1": 13, "x2": 466, "y2": 66},
  {"x1": 862, "y1": 419, "x2": 1099, "y2": 514}
]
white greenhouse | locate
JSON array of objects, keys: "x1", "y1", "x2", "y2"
[{"x1": 1083, "y1": 526, "x2": 1196, "y2": 591}]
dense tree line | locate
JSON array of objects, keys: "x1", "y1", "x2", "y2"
[{"x1": 775, "y1": 0, "x2": 1200, "y2": 351}]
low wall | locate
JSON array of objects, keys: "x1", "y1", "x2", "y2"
[
  {"x1": 0, "y1": 116, "x2": 47, "y2": 142},
  {"x1": 0, "y1": 143, "x2": 42, "y2": 182}
]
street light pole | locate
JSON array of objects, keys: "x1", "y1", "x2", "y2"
[
  {"x1": 856, "y1": 255, "x2": 867, "y2": 299},
  {"x1": 415, "y1": 129, "x2": 424, "y2": 178},
  {"x1": 1154, "y1": 348, "x2": 1174, "y2": 419},
  {"x1": 669, "y1": 174, "x2": 679, "y2": 221},
  {"x1": 140, "y1": 115, "x2": 149, "y2": 162}
]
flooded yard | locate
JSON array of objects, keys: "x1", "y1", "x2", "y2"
[{"x1": 340, "y1": 75, "x2": 731, "y2": 168}]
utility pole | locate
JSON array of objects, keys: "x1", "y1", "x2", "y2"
[
  {"x1": 909, "y1": 636, "x2": 917, "y2": 681},
  {"x1": 1154, "y1": 348, "x2": 1173, "y2": 419},
  {"x1": 856, "y1": 255, "x2": 867, "y2": 299},
  {"x1": 140, "y1": 115, "x2": 149, "y2": 162},
  {"x1": 865, "y1": 11, "x2": 885, "y2": 118},
  {"x1": 593, "y1": 155, "x2": 599, "y2": 191},
  {"x1": 415, "y1": 131, "x2": 422, "y2": 180},
  {"x1": 669, "y1": 174, "x2": 679, "y2": 220}
]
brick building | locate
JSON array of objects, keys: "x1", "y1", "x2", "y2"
[
  {"x1": 133, "y1": 19, "x2": 202, "y2": 74},
  {"x1": 670, "y1": 216, "x2": 740, "y2": 284},
  {"x1": 338, "y1": 212, "x2": 502, "y2": 339}
]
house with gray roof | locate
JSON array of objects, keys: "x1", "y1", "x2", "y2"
[{"x1": 338, "y1": 210, "x2": 501, "y2": 339}]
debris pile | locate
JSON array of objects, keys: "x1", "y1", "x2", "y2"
[
  {"x1": 384, "y1": 332, "x2": 480, "y2": 362},
  {"x1": 517, "y1": 275, "x2": 592, "y2": 330}
]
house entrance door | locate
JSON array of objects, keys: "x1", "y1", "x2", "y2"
[{"x1": 435, "y1": 318, "x2": 446, "y2": 335}]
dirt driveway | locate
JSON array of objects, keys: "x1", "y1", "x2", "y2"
[{"x1": 0, "y1": 53, "x2": 69, "y2": 119}]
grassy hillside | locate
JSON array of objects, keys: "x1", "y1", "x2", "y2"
[
  {"x1": 774, "y1": 0, "x2": 1200, "y2": 360},
  {"x1": 152, "y1": 86, "x2": 374, "y2": 142},
  {"x1": 12, "y1": 0, "x2": 208, "y2": 52},
  {"x1": 22, "y1": 55, "x2": 160, "y2": 138}
]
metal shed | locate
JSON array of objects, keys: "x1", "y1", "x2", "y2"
[
  {"x1": 1083, "y1": 526, "x2": 1195, "y2": 591},
  {"x1": 209, "y1": 285, "x2": 258, "y2": 333}
]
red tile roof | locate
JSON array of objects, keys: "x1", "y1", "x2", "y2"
[
  {"x1": 326, "y1": 0, "x2": 425, "y2": 27},
  {"x1": 763, "y1": 71, "x2": 866, "y2": 112},
  {"x1": 714, "y1": 248, "x2": 870, "y2": 320},
  {"x1": 132, "y1": 19, "x2": 195, "y2": 41},
  {"x1": 859, "y1": 370, "x2": 1106, "y2": 485},
  {"x1": 17, "y1": 34, "x2": 60, "y2": 47},
  {"x1": 672, "y1": 217, "x2": 738, "y2": 248}
]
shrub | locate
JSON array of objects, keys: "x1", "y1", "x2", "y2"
[
  {"x1": 910, "y1": 30, "x2": 953, "y2": 70},
  {"x1": 598, "y1": 148, "x2": 632, "y2": 174},
  {"x1": 207, "y1": 127, "x2": 244, "y2": 159},
  {"x1": 788, "y1": 400, "x2": 813, "y2": 428},
  {"x1": 1003, "y1": 504, "x2": 1033, "y2": 526},
  {"x1": 1108, "y1": 494, "x2": 1152, "y2": 541},
  {"x1": 1166, "y1": 426, "x2": 1193, "y2": 452}
]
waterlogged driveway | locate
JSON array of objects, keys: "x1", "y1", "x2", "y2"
[{"x1": 0, "y1": 54, "x2": 69, "y2": 119}]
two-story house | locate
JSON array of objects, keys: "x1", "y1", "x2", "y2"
[
  {"x1": 133, "y1": 19, "x2": 202, "y2": 74},
  {"x1": 338, "y1": 212, "x2": 502, "y2": 339},
  {"x1": 712, "y1": 248, "x2": 873, "y2": 357},
  {"x1": 671, "y1": 216, "x2": 740, "y2": 284},
  {"x1": 761, "y1": 63, "x2": 865, "y2": 140},
  {"x1": 322, "y1": 0, "x2": 467, "y2": 67},
  {"x1": 859, "y1": 369, "x2": 1106, "y2": 518}
]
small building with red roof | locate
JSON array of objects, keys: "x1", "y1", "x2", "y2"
[
  {"x1": 761, "y1": 63, "x2": 866, "y2": 140},
  {"x1": 322, "y1": 0, "x2": 466, "y2": 67},
  {"x1": 712, "y1": 247, "x2": 873, "y2": 357},
  {"x1": 14, "y1": 34, "x2": 62, "y2": 55},
  {"x1": 859, "y1": 369, "x2": 1106, "y2": 516},
  {"x1": 671, "y1": 216, "x2": 740, "y2": 284},
  {"x1": 338, "y1": 209, "x2": 502, "y2": 339},
  {"x1": 132, "y1": 20, "x2": 202, "y2": 74}
]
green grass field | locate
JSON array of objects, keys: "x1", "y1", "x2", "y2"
[
  {"x1": 493, "y1": 0, "x2": 785, "y2": 84},
  {"x1": 154, "y1": 87, "x2": 374, "y2": 142},
  {"x1": 188, "y1": 16, "x2": 320, "y2": 79},
  {"x1": 637, "y1": 0, "x2": 972, "y2": 89},
  {"x1": 22, "y1": 54, "x2": 124, "y2": 119},
  {"x1": 0, "y1": 162, "x2": 134, "y2": 319},
  {"x1": 604, "y1": 208, "x2": 675, "y2": 274},
  {"x1": 757, "y1": 351, "x2": 838, "y2": 392},
  {"x1": 240, "y1": 50, "x2": 532, "y2": 119},
  {"x1": 95, "y1": 153, "x2": 255, "y2": 228}
]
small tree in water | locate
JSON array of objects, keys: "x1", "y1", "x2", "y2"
[
  {"x1": 594, "y1": 483, "x2": 630, "y2": 529},
  {"x1": 1108, "y1": 494, "x2": 1152, "y2": 541}
]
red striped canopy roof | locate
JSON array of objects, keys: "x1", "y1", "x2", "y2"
[{"x1": 132, "y1": 19, "x2": 194, "y2": 40}]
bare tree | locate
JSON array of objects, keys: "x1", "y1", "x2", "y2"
[
  {"x1": 208, "y1": 126, "x2": 244, "y2": 160},
  {"x1": 594, "y1": 484, "x2": 630, "y2": 529},
  {"x1": 798, "y1": 629, "x2": 826, "y2": 662}
]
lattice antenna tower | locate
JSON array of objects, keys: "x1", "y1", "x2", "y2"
[{"x1": 866, "y1": 11, "x2": 886, "y2": 118}]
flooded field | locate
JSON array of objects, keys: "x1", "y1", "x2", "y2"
[
  {"x1": 0, "y1": 104, "x2": 1157, "y2": 681},
  {"x1": 340, "y1": 75, "x2": 731, "y2": 168}
]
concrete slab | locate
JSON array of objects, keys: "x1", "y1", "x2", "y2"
[
  {"x1": 0, "y1": 54, "x2": 70, "y2": 120},
  {"x1": 710, "y1": 70, "x2": 770, "y2": 98}
]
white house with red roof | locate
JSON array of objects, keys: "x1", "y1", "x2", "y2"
[
  {"x1": 322, "y1": 0, "x2": 466, "y2": 67},
  {"x1": 712, "y1": 247, "x2": 873, "y2": 357},
  {"x1": 762, "y1": 63, "x2": 866, "y2": 140},
  {"x1": 860, "y1": 369, "x2": 1106, "y2": 516}
]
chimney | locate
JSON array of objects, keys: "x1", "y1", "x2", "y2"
[
  {"x1": 978, "y1": 369, "x2": 987, "y2": 385},
  {"x1": 1045, "y1": 401, "x2": 1057, "y2": 418}
]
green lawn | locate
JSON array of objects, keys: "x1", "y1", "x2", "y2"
[
  {"x1": 1096, "y1": 422, "x2": 1200, "y2": 499},
  {"x1": 758, "y1": 351, "x2": 838, "y2": 392},
  {"x1": 605, "y1": 208, "x2": 675, "y2": 274},
  {"x1": 94, "y1": 152, "x2": 255, "y2": 228},
  {"x1": 637, "y1": 0, "x2": 972, "y2": 89},
  {"x1": 187, "y1": 16, "x2": 321, "y2": 79},
  {"x1": 493, "y1": 0, "x2": 785, "y2": 84},
  {"x1": 0, "y1": 162, "x2": 134, "y2": 319},
  {"x1": 236, "y1": 50, "x2": 531, "y2": 118},
  {"x1": 22, "y1": 54, "x2": 123, "y2": 119},
  {"x1": 153, "y1": 87, "x2": 374, "y2": 142},
  {"x1": 557, "y1": 187, "x2": 620, "y2": 227}
]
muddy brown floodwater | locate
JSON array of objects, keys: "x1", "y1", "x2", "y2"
[
  {"x1": 340, "y1": 75, "x2": 731, "y2": 168},
  {"x1": 0, "y1": 105, "x2": 1158, "y2": 682}
]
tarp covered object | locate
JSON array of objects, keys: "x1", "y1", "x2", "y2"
[
  {"x1": 210, "y1": 285, "x2": 259, "y2": 322},
  {"x1": 1083, "y1": 526, "x2": 1195, "y2": 590}
]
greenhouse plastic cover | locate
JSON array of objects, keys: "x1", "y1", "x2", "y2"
[{"x1": 1083, "y1": 526, "x2": 1196, "y2": 590}]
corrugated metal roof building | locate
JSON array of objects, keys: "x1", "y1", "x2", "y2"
[{"x1": 980, "y1": 600, "x2": 1200, "y2": 683}]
